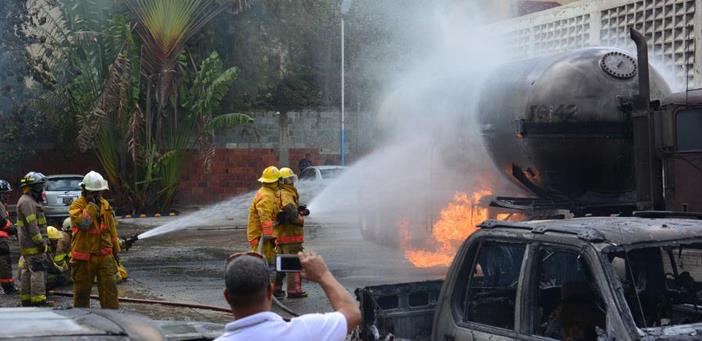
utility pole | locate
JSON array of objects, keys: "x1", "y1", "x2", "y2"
[{"x1": 340, "y1": 0, "x2": 353, "y2": 166}]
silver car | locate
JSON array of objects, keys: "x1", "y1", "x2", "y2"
[
  {"x1": 298, "y1": 165, "x2": 347, "y2": 182},
  {"x1": 43, "y1": 174, "x2": 83, "y2": 220}
]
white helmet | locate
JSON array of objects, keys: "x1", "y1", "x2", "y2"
[
  {"x1": 81, "y1": 171, "x2": 109, "y2": 191},
  {"x1": 62, "y1": 217, "x2": 72, "y2": 230}
]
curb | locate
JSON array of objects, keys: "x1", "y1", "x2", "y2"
[{"x1": 121, "y1": 212, "x2": 178, "y2": 219}]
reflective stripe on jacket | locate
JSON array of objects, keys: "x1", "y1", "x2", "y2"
[
  {"x1": 16, "y1": 194, "x2": 46, "y2": 256},
  {"x1": 0, "y1": 203, "x2": 11, "y2": 239},
  {"x1": 69, "y1": 195, "x2": 120, "y2": 261},
  {"x1": 247, "y1": 184, "x2": 280, "y2": 244},
  {"x1": 275, "y1": 184, "x2": 304, "y2": 245},
  {"x1": 53, "y1": 231, "x2": 71, "y2": 266}
]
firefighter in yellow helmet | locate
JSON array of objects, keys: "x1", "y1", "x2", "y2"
[
  {"x1": 46, "y1": 226, "x2": 71, "y2": 290},
  {"x1": 246, "y1": 166, "x2": 281, "y2": 268},
  {"x1": 16, "y1": 171, "x2": 50, "y2": 306},
  {"x1": 69, "y1": 170, "x2": 120, "y2": 309},
  {"x1": 274, "y1": 167, "x2": 308, "y2": 298}
]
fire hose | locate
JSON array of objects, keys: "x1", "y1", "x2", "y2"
[
  {"x1": 257, "y1": 235, "x2": 301, "y2": 317},
  {"x1": 113, "y1": 234, "x2": 300, "y2": 317},
  {"x1": 50, "y1": 290, "x2": 231, "y2": 313}
]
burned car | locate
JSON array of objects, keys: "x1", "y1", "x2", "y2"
[
  {"x1": 357, "y1": 215, "x2": 702, "y2": 340},
  {"x1": 0, "y1": 307, "x2": 224, "y2": 340}
]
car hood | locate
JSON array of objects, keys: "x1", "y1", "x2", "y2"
[{"x1": 0, "y1": 307, "x2": 223, "y2": 340}]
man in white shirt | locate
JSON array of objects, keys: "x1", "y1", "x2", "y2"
[{"x1": 216, "y1": 250, "x2": 361, "y2": 341}]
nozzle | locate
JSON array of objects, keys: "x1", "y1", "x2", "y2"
[{"x1": 122, "y1": 234, "x2": 139, "y2": 251}]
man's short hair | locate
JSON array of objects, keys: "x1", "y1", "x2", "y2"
[{"x1": 225, "y1": 255, "x2": 270, "y2": 308}]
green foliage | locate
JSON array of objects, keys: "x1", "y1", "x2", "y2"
[
  {"x1": 34, "y1": 1, "x2": 252, "y2": 212},
  {"x1": 191, "y1": 0, "x2": 342, "y2": 111},
  {"x1": 0, "y1": 1, "x2": 43, "y2": 174},
  {"x1": 179, "y1": 51, "x2": 253, "y2": 172}
]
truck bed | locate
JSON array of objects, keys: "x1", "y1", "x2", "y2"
[{"x1": 355, "y1": 280, "x2": 444, "y2": 341}]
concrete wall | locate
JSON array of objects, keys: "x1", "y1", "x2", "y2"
[
  {"x1": 6, "y1": 109, "x2": 378, "y2": 207},
  {"x1": 215, "y1": 109, "x2": 376, "y2": 166}
]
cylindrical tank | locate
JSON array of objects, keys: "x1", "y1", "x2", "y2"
[{"x1": 478, "y1": 47, "x2": 670, "y2": 201}]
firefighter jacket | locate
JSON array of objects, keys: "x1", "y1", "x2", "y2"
[
  {"x1": 52, "y1": 231, "x2": 71, "y2": 267},
  {"x1": 0, "y1": 203, "x2": 12, "y2": 239},
  {"x1": 16, "y1": 193, "x2": 47, "y2": 256},
  {"x1": 275, "y1": 184, "x2": 304, "y2": 245},
  {"x1": 247, "y1": 183, "x2": 280, "y2": 246},
  {"x1": 69, "y1": 195, "x2": 120, "y2": 261}
]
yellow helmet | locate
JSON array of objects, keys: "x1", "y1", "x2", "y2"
[
  {"x1": 47, "y1": 226, "x2": 61, "y2": 240},
  {"x1": 258, "y1": 166, "x2": 281, "y2": 183},
  {"x1": 279, "y1": 167, "x2": 296, "y2": 179}
]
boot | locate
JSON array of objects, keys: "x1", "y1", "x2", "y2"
[
  {"x1": 32, "y1": 300, "x2": 55, "y2": 307},
  {"x1": 273, "y1": 289, "x2": 286, "y2": 299},
  {"x1": 1, "y1": 283, "x2": 17, "y2": 295},
  {"x1": 287, "y1": 291, "x2": 308, "y2": 299}
]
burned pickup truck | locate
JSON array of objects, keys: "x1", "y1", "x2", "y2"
[{"x1": 356, "y1": 215, "x2": 702, "y2": 340}]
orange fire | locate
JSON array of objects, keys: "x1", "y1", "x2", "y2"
[{"x1": 403, "y1": 189, "x2": 492, "y2": 268}]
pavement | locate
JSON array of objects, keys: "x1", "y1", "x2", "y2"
[{"x1": 0, "y1": 212, "x2": 446, "y2": 325}]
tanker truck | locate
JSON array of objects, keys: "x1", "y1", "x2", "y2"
[
  {"x1": 354, "y1": 29, "x2": 702, "y2": 341},
  {"x1": 480, "y1": 29, "x2": 702, "y2": 216}
]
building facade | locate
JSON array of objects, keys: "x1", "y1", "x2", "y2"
[{"x1": 488, "y1": 0, "x2": 699, "y2": 88}]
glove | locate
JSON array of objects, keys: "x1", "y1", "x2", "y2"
[
  {"x1": 5, "y1": 225, "x2": 16, "y2": 236},
  {"x1": 78, "y1": 207, "x2": 95, "y2": 231}
]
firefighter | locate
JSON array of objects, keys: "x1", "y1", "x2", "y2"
[
  {"x1": 274, "y1": 167, "x2": 307, "y2": 298},
  {"x1": 246, "y1": 166, "x2": 281, "y2": 268},
  {"x1": 0, "y1": 179, "x2": 17, "y2": 294},
  {"x1": 69, "y1": 170, "x2": 120, "y2": 309},
  {"x1": 46, "y1": 226, "x2": 71, "y2": 289},
  {"x1": 16, "y1": 172, "x2": 50, "y2": 306}
]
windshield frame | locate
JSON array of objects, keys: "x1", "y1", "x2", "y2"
[{"x1": 600, "y1": 238, "x2": 702, "y2": 337}]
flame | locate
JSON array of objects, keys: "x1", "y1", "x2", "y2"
[{"x1": 403, "y1": 189, "x2": 492, "y2": 268}]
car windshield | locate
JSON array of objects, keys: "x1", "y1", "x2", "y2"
[
  {"x1": 46, "y1": 178, "x2": 82, "y2": 191},
  {"x1": 320, "y1": 168, "x2": 344, "y2": 179},
  {"x1": 605, "y1": 243, "x2": 702, "y2": 330}
]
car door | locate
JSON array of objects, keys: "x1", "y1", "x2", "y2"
[
  {"x1": 437, "y1": 238, "x2": 529, "y2": 341},
  {"x1": 518, "y1": 243, "x2": 613, "y2": 341}
]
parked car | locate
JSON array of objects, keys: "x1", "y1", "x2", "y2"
[
  {"x1": 298, "y1": 165, "x2": 347, "y2": 182},
  {"x1": 356, "y1": 214, "x2": 702, "y2": 340},
  {"x1": 43, "y1": 174, "x2": 83, "y2": 221}
]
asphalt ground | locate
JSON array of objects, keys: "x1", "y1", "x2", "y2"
[{"x1": 0, "y1": 213, "x2": 446, "y2": 325}]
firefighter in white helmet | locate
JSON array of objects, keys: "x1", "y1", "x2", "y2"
[{"x1": 69, "y1": 171, "x2": 120, "y2": 309}]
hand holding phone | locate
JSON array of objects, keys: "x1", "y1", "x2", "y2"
[{"x1": 276, "y1": 254, "x2": 302, "y2": 272}]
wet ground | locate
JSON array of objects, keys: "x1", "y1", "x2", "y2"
[{"x1": 0, "y1": 212, "x2": 446, "y2": 327}]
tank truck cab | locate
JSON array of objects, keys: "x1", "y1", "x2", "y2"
[{"x1": 654, "y1": 90, "x2": 702, "y2": 213}]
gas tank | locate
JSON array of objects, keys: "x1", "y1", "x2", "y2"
[{"x1": 478, "y1": 47, "x2": 670, "y2": 201}]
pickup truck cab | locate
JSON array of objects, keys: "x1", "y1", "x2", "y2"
[{"x1": 357, "y1": 216, "x2": 702, "y2": 340}]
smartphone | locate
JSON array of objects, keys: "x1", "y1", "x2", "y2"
[{"x1": 276, "y1": 254, "x2": 302, "y2": 272}]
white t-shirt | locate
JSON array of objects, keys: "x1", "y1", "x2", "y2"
[{"x1": 215, "y1": 311, "x2": 348, "y2": 341}]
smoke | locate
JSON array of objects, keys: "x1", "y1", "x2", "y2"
[{"x1": 307, "y1": 1, "x2": 521, "y2": 242}]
